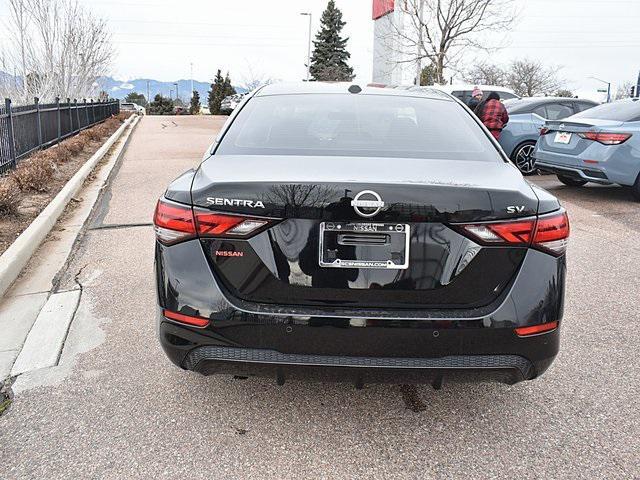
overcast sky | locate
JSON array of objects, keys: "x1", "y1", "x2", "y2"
[{"x1": 2, "y1": 0, "x2": 640, "y2": 98}]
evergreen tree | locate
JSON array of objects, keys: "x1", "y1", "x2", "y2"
[
  {"x1": 147, "y1": 94, "x2": 174, "y2": 115},
  {"x1": 208, "y1": 70, "x2": 226, "y2": 115},
  {"x1": 420, "y1": 64, "x2": 437, "y2": 86},
  {"x1": 124, "y1": 92, "x2": 147, "y2": 107},
  {"x1": 555, "y1": 89, "x2": 574, "y2": 98},
  {"x1": 223, "y1": 72, "x2": 237, "y2": 97},
  {"x1": 309, "y1": 1, "x2": 354, "y2": 82},
  {"x1": 189, "y1": 90, "x2": 201, "y2": 115}
]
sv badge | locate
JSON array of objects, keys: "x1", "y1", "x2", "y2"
[{"x1": 506, "y1": 205, "x2": 526, "y2": 214}]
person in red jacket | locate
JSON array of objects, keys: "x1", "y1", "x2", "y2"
[{"x1": 475, "y1": 91, "x2": 509, "y2": 140}]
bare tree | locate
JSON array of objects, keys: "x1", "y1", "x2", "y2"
[
  {"x1": 381, "y1": 0, "x2": 518, "y2": 84},
  {"x1": 614, "y1": 81, "x2": 634, "y2": 100},
  {"x1": 239, "y1": 62, "x2": 277, "y2": 93},
  {"x1": 506, "y1": 58, "x2": 563, "y2": 97},
  {"x1": 462, "y1": 61, "x2": 506, "y2": 85},
  {"x1": 1, "y1": 0, "x2": 114, "y2": 104}
]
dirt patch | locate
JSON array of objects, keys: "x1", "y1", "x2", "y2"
[
  {"x1": 0, "y1": 114, "x2": 132, "y2": 256},
  {"x1": 0, "y1": 379, "x2": 13, "y2": 416}
]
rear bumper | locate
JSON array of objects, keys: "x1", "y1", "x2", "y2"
[
  {"x1": 535, "y1": 161, "x2": 612, "y2": 184},
  {"x1": 155, "y1": 239, "x2": 565, "y2": 385},
  {"x1": 159, "y1": 318, "x2": 559, "y2": 385},
  {"x1": 183, "y1": 346, "x2": 541, "y2": 385}
]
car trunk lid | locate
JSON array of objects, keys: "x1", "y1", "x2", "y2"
[
  {"x1": 191, "y1": 155, "x2": 539, "y2": 222},
  {"x1": 188, "y1": 155, "x2": 542, "y2": 310}
]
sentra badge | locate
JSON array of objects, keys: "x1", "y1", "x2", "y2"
[{"x1": 206, "y1": 197, "x2": 265, "y2": 209}]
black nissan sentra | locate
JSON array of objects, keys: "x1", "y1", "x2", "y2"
[{"x1": 154, "y1": 83, "x2": 569, "y2": 387}]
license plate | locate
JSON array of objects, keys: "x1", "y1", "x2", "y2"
[
  {"x1": 319, "y1": 222, "x2": 410, "y2": 270},
  {"x1": 554, "y1": 132, "x2": 572, "y2": 144}
]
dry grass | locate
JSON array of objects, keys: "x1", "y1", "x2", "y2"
[
  {"x1": 0, "y1": 176, "x2": 21, "y2": 214},
  {"x1": 0, "y1": 115, "x2": 126, "y2": 218}
]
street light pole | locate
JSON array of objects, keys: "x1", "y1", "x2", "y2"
[
  {"x1": 190, "y1": 63, "x2": 194, "y2": 99},
  {"x1": 589, "y1": 76, "x2": 611, "y2": 103},
  {"x1": 415, "y1": 0, "x2": 424, "y2": 85},
  {"x1": 174, "y1": 82, "x2": 179, "y2": 103},
  {"x1": 300, "y1": 12, "x2": 312, "y2": 81}
]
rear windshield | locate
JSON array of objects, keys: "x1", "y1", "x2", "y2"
[
  {"x1": 570, "y1": 100, "x2": 640, "y2": 122},
  {"x1": 505, "y1": 99, "x2": 537, "y2": 114},
  {"x1": 216, "y1": 94, "x2": 500, "y2": 161}
]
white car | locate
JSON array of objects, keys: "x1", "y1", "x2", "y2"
[
  {"x1": 426, "y1": 84, "x2": 520, "y2": 104},
  {"x1": 120, "y1": 102, "x2": 146, "y2": 115}
]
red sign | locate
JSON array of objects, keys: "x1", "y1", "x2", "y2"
[{"x1": 372, "y1": 0, "x2": 394, "y2": 20}]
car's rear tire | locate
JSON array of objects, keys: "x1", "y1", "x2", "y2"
[
  {"x1": 557, "y1": 175, "x2": 588, "y2": 187},
  {"x1": 511, "y1": 142, "x2": 538, "y2": 175}
]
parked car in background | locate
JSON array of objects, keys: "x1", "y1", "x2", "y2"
[
  {"x1": 500, "y1": 97, "x2": 598, "y2": 174},
  {"x1": 534, "y1": 98, "x2": 640, "y2": 200},
  {"x1": 220, "y1": 93, "x2": 246, "y2": 115},
  {"x1": 120, "y1": 102, "x2": 146, "y2": 115},
  {"x1": 428, "y1": 84, "x2": 520, "y2": 104}
]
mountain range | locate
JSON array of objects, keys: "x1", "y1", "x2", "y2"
[
  {"x1": 0, "y1": 71, "x2": 245, "y2": 102},
  {"x1": 99, "y1": 76, "x2": 246, "y2": 102}
]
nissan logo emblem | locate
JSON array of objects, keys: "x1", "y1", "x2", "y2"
[{"x1": 351, "y1": 190, "x2": 385, "y2": 218}]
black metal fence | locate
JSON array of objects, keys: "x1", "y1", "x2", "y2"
[{"x1": 0, "y1": 98, "x2": 120, "y2": 174}]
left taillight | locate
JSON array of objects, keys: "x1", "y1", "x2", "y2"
[
  {"x1": 153, "y1": 198, "x2": 196, "y2": 245},
  {"x1": 456, "y1": 210, "x2": 570, "y2": 256},
  {"x1": 193, "y1": 210, "x2": 269, "y2": 237},
  {"x1": 153, "y1": 198, "x2": 272, "y2": 245}
]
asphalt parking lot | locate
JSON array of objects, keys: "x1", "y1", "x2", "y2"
[{"x1": 0, "y1": 116, "x2": 638, "y2": 479}]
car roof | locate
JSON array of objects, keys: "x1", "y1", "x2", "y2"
[
  {"x1": 254, "y1": 82, "x2": 454, "y2": 101},
  {"x1": 509, "y1": 96, "x2": 595, "y2": 105},
  {"x1": 432, "y1": 84, "x2": 517, "y2": 94},
  {"x1": 506, "y1": 96, "x2": 599, "y2": 114}
]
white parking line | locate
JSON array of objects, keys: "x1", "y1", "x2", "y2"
[{"x1": 10, "y1": 290, "x2": 81, "y2": 376}]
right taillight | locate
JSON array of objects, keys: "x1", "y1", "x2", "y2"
[
  {"x1": 577, "y1": 132, "x2": 632, "y2": 145},
  {"x1": 457, "y1": 210, "x2": 570, "y2": 256},
  {"x1": 153, "y1": 198, "x2": 272, "y2": 245},
  {"x1": 532, "y1": 210, "x2": 570, "y2": 256}
]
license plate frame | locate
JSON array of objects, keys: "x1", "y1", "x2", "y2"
[
  {"x1": 554, "y1": 131, "x2": 572, "y2": 144},
  {"x1": 318, "y1": 222, "x2": 410, "y2": 270}
]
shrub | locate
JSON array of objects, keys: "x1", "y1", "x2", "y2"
[
  {"x1": 12, "y1": 157, "x2": 56, "y2": 192},
  {"x1": 31, "y1": 145, "x2": 70, "y2": 166},
  {"x1": 52, "y1": 145, "x2": 72, "y2": 164},
  {"x1": 0, "y1": 176, "x2": 21, "y2": 215},
  {"x1": 116, "y1": 112, "x2": 132, "y2": 122},
  {"x1": 81, "y1": 127, "x2": 103, "y2": 141},
  {"x1": 64, "y1": 136, "x2": 86, "y2": 155}
]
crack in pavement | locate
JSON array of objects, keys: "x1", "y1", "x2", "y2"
[{"x1": 88, "y1": 222, "x2": 153, "y2": 231}]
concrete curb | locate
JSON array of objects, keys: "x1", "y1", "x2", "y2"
[{"x1": 0, "y1": 115, "x2": 137, "y2": 300}]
